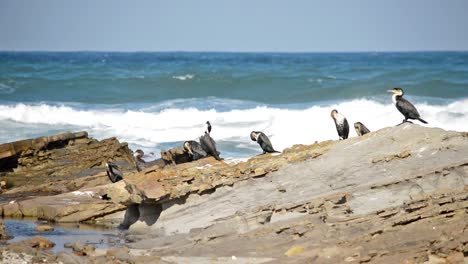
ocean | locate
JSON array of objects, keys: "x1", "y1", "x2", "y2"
[{"x1": 0, "y1": 52, "x2": 467, "y2": 160}]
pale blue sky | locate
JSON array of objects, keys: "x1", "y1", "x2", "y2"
[{"x1": 1, "y1": 0, "x2": 467, "y2": 52}]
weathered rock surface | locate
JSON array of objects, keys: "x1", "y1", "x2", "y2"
[
  {"x1": 0, "y1": 124, "x2": 467, "y2": 263},
  {"x1": 109, "y1": 124, "x2": 468, "y2": 263},
  {"x1": 1, "y1": 188, "x2": 126, "y2": 222},
  {"x1": 34, "y1": 224, "x2": 54, "y2": 232},
  {"x1": 0, "y1": 131, "x2": 135, "y2": 198},
  {"x1": 69, "y1": 241, "x2": 96, "y2": 256}
]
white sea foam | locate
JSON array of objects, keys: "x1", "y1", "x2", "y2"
[
  {"x1": 172, "y1": 74, "x2": 195, "y2": 81},
  {"x1": 0, "y1": 99, "x2": 467, "y2": 157}
]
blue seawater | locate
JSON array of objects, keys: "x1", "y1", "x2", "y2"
[{"x1": 0, "y1": 52, "x2": 467, "y2": 159}]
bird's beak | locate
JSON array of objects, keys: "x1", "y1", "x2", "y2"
[{"x1": 387, "y1": 89, "x2": 395, "y2": 93}]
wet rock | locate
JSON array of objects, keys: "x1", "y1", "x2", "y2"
[
  {"x1": 56, "y1": 252, "x2": 84, "y2": 264},
  {"x1": 64, "y1": 242, "x2": 74, "y2": 248},
  {"x1": 26, "y1": 236, "x2": 55, "y2": 249},
  {"x1": 34, "y1": 224, "x2": 54, "y2": 232},
  {"x1": 69, "y1": 241, "x2": 96, "y2": 256},
  {"x1": 0, "y1": 220, "x2": 13, "y2": 240},
  {"x1": 106, "y1": 247, "x2": 134, "y2": 263}
]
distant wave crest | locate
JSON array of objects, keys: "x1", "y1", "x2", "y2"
[
  {"x1": 172, "y1": 74, "x2": 195, "y2": 81},
  {"x1": 0, "y1": 99, "x2": 467, "y2": 156}
]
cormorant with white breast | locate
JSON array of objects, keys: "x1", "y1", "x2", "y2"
[
  {"x1": 250, "y1": 131, "x2": 280, "y2": 154},
  {"x1": 331, "y1": 109, "x2": 349, "y2": 140},
  {"x1": 105, "y1": 161, "x2": 123, "y2": 183},
  {"x1": 183, "y1": 140, "x2": 207, "y2": 161},
  {"x1": 354, "y1": 122, "x2": 370, "y2": 136},
  {"x1": 200, "y1": 121, "x2": 223, "y2": 161},
  {"x1": 387, "y1": 88, "x2": 428, "y2": 124}
]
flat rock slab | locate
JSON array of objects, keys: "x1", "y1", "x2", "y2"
[
  {"x1": 110, "y1": 124, "x2": 468, "y2": 262},
  {"x1": 1, "y1": 186, "x2": 126, "y2": 222}
]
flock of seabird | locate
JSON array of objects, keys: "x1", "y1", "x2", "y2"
[{"x1": 106, "y1": 88, "x2": 427, "y2": 183}]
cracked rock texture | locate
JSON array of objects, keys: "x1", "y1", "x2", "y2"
[
  {"x1": 0, "y1": 131, "x2": 135, "y2": 199},
  {"x1": 115, "y1": 124, "x2": 468, "y2": 263},
  {"x1": 0, "y1": 124, "x2": 467, "y2": 263}
]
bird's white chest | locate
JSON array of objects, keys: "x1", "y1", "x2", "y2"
[
  {"x1": 392, "y1": 94, "x2": 398, "y2": 105},
  {"x1": 335, "y1": 114, "x2": 346, "y2": 125}
]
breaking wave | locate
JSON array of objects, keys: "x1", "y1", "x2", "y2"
[{"x1": 0, "y1": 98, "x2": 467, "y2": 158}]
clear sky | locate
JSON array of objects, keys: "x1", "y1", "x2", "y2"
[{"x1": 1, "y1": 0, "x2": 468, "y2": 52}]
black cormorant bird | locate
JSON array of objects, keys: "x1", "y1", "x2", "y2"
[
  {"x1": 354, "y1": 122, "x2": 370, "y2": 136},
  {"x1": 206, "y1": 121, "x2": 212, "y2": 133},
  {"x1": 387, "y1": 88, "x2": 427, "y2": 124},
  {"x1": 250, "y1": 131, "x2": 280, "y2": 154},
  {"x1": 134, "y1": 149, "x2": 146, "y2": 172},
  {"x1": 105, "y1": 161, "x2": 123, "y2": 183},
  {"x1": 183, "y1": 140, "x2": 207, "y2": 161},
  {"x1": 331, "y1": 109, "x2": 349, "y2": 140},
  {"x1": 200, "y1": 121, "x2": 222, "y2": 161}
]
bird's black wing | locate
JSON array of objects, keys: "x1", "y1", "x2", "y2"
[
  {"x1": 343, "y1": 118, "x2": 349, "y2": 139},
  {"x1": 361, "y1": 124, "x2": 370, "y2": 134},
  {"x1": 396, "y1": 97, "x2": 420, "y2": 119},
  {"x1": 106, "y1": 164, "x2": 123, "y2": 183},
  {"x1": 257, "y1": 132, "x2": 277, "y2": 153},
  {"x1": 200, "y1": 134, "x2": 222, "y2": 160},
  {"x1": 190, "y1": 140, "x2": 207, "y2": 160}
]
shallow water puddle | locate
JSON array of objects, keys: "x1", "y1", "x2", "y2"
[{"x1": 3, "y1": 219, "x2": 126, "y2": 253}]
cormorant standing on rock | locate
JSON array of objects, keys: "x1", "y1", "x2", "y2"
[
  {"x1": 206, "y1": 121, "x2": 212, "y2": 133},
  {"x1": 387, "y1": 88, "x2": 428, "y2": 124},
  {"x1": 184, "y1": 140, "x2": 207, "y2": 161},
  {"x1": 354, "y1": 122, "x2": 370, "y2": 136},
  {"x1": 105, "y1": 161, "x2": 123, "y2": 183},
  {"x1": 200, "y1": 121, "x2": 223, "y2": 161},
  {"x1": 331, "y1": 109, "x2": 349, "y2": 140},
  {"x1": 250, "y1": 131, "x2": 280, "y2": 154},
  {"x1": 134, "y1": 149, "x2": 146, "y2": 172}
]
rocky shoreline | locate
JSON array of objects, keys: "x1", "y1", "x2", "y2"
[{"x1": 1, "y1": 124, "x2": 467, "y2": 263}]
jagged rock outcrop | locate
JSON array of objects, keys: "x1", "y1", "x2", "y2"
[
  {"x1": 0, "y1": 124, "x2": 467, "y2": 263},
  {"x1": 107, "y1": 124, "x2": 468, "y2": 263},
  {"x1": 0, "y1": 131, "x2": 135, "y2": 197}
]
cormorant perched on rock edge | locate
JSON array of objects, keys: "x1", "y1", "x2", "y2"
[
  {"x1": 250, "y1": 131, "x2": 280, "y2": 154},
  {"x1": 106, "y1": 161, "x2": 123, "y2": 183},
  {"x1": 134, "y1": 149, "x2": 146, "y2": 172},
  {"x1": 184, "y1": 140, "x2": 207, "y2": 161},
  {"x1": 331, "y1": 109, "x2": 349, "y2": 140},
  {"x1": 354, "y1": 122, "x2": 370, "y2": 136},
  {"x1": 200, "y1": 121, "x2": 223, "y2": 161},
  {"x1": 387, "y1": 88, "x2": 428, "y2": 125}
]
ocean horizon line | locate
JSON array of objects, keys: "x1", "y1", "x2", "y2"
[{"x1": 1, "y1": 49, "x2": 468, "y2": 54}]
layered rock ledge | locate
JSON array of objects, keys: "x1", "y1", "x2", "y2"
[
  {"x1": 0, "y1": 131, "x2": 135, "y2": 199},
  {"x1": 0, "y1": 124, "x2": 467, "y2": 263}
]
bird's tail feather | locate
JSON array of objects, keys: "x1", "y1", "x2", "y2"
[{"x1": 417, "y1": 118, "x2": 428, "y2": 124}]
